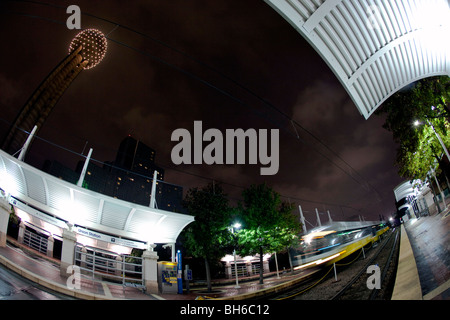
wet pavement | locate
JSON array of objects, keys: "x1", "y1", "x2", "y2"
[
  {"x1": 403, "y1": 210, "x2": 450, "y2": 300},
  {"x1": 0, "y1": 241, "x2": 156, "y2": 300},
  {"x1": 0, "y1": 211, "x2": 449, "y2": 300},
  {"x1": 0, "y1": 236, "x2": 317, "y2": 300},
  {"x1": 0, "y1": 262, "x2": 76, "y2": 300}
]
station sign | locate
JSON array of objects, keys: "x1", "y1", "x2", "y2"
[
  {"x1": 74, "y1": 226, "x2": 147, "y2": 249},
  {"x1": 10, "y1": 197, "x2": 67, "y2": 229},
  {"x1": 10, "y1": 197, "x2": 147, "y2": 249}
]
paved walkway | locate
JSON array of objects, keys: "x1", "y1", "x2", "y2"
[
  {"x1": 0, "y1": 236, "x2": 318, "y2": 300},
  {"x1": 1, "y1": 210, "x2": 449, "y2": 300},
  {"x1": 0, "y1": 240, "x2": 156, "y2": 300},
  {"x1": 400, "y1": 210, "x2": 450, "y2": 300},
  {"x1": 391, "y1": 224, "x2": 422, "y2": 300}
]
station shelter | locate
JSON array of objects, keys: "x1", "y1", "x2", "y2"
[
  {"x1": 0, "y1": 149, "x2": 194, "y2": 293},
  {"x1": 221, "y1": 254, "x2": 271, "y2": 279}
]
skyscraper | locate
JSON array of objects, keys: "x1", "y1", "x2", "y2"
[
  {"x1": 114, "y1": 135, "x2": 164, "y2": 180},
  {"x1": 44, "y1": 136, "x2": 184, "y2": 213},
  {"x1": 2, "y1": 29, "x2": 107, "y2": 154}
]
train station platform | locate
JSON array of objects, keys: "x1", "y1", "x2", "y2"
[
  {"x1": 1, "y1": 211, "x2": 449, "y2": 300},
  {"x1": 0, "y1": 238, "x2": 156, "y2": 300},
  {"x1": 392, "y1": 209, "x2": 450, "y2": 300},
  {"x1": 0, "y1": 236, "x2": 317, "y2": 300}
]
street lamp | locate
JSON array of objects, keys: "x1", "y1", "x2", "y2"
[
  {"x1": 414, "y1": 115, "x2": 449, "y2": 211},
  {"x1": 230, "y1": 222, "x2": 241, "y2": 289},
  {"x1": 414, "y1": 113, "x2": 450, "y2": 163}
]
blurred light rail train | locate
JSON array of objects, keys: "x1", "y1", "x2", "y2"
[{"x1": 291, "y1": 221, "x2": 389, "y2": 270}]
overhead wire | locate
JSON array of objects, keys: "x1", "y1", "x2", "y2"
[
  {"x1": 1, "y1": 0, "x2": 383, "y2": 212},
  {"x1": 0, "y1": 114, "x2": 362, "y2": 213},
  {"x1": 3, "y1": 0, "x2": 383, "y2": 198}
]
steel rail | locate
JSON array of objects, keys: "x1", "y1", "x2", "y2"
[{"x1": 330, "y1": 228, "x2": 397, "y2": 300}]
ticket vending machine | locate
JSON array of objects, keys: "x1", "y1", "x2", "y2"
[{"x1": 157, "y1": 261, "x2": 178, "y2": 294}]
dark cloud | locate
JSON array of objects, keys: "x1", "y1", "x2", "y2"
[{"x1": 0, "y1": 0, "x2": 403, "y2": 223}]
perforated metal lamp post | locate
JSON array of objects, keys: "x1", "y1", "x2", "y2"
[
  {"x1": 413, "y1": 118, "x2": 450, "y2": 163},
  {"x1": 414, "y1": 116, "x2": 449, "y2": 210},
  {"x1": 231, "y1": 223, "x2": 241, "y2": 289}
]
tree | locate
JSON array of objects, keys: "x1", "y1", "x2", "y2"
[
  {"x1": 270, "y1": 201, "x2": 302, "y2": 272},
  {"x1": 236, "y1": 183, "x2": 301, "y2": 284},
  {"x1": 181, "y1": 183, "x2": 232, "y2": 292},
  {"x1": 397, "y1": 118, "x2": 450, "y2": 179},
  {"x1": 376, "y1": 76, "x2": 450, "y2": 180}
]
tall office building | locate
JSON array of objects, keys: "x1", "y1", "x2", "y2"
[
  {"x1": 45, "y1": 136, "x2": 184, "y2": 213},
  {"x1": 2, "y1": 29, "x2": 107, "y2": 154},
  {"x1": 114, "y1": 135, "x2": 164, "y2": 180}
]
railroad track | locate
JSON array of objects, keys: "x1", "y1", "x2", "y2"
[
  {"x1": 269, "y1": 228, "x2": 400, "y2": 300},
  {"x1": 331, "y1": 227, "x2": 399, "y2": 300}
]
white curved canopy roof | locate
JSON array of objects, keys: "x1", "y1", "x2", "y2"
[
  {"x1": 0, "y1": 149, "x2": 194, "y2": 244},
  {"x1": 265, "y1": 0, "x2": 450, "y2": 118},
  {"x1": 393, "y1": 179, "x2": 418, "y2": 202}
]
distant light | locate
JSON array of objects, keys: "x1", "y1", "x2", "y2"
[
  {"x1": 233, "y1": 222, "x2": 242, "y2": 229},
  {"x1": 413, "y1": 120, "x2": 420, "y2": 126}
]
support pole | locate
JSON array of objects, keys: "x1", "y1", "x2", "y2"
[
  {"x1": 431, "y1": 167, "x2": 446, "y2": 211},
  {"x1": 428, "y1": 120, "x2": 450, "y2": 163},
  {"x1": 327, "y1": 210, "x2": 332, "y2": 224},
  {"x1": 233, "y1": 248, "x2": 240, "y2": 288},
  {"x1": 333, "y1": 263, "x2": 338, "y2": 282},
  {"x1": 171, "y1": 243, "x2": 176, "y2": 263},
  {"x1": 77, "y1": 148, "x2": 93, "y2": 187},
  {"x1": 150, "y1": 170, "x2": 158, "y2": 209},
  {"x1": 299, "y1": 205, "x2": 307, "y2": 234},
  {"x1": 315, "y1": 208, "x2": 322, "y2": 227},
  {"x1": 18, "y1": 125, "x2": 37, "y2": 161},
  {"x1": 274, "y1": 252, "x2": 280, "y2": 279}
]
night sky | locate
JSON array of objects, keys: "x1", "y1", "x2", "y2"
[{"x1": 0, "y1": 0, "x2": 403, "y2": 224}]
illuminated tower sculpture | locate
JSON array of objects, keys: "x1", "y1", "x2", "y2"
[{"x1": 2, "y1": 29, "x2": 107, "y2": 155}]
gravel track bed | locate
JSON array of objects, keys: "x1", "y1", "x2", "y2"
[{"x1": 271, "y1": 228, "x2": 400, "y2": 300}]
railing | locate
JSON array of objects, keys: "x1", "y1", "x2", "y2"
[
  {"x1": 230, "y1": 263, "x2": 250, "y2": 277},
  {"x1": 74, "y1": 244, "x2": 144, "y2": 288},
  {"x1": 251, "y1": 263, "x2": 261, "y2": 275},
  {"x1": 23, "y1": 229, "x2": 48, "y2": 255}
]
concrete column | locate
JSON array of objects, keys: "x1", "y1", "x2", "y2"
[
  {"x1": 246, "y1": 261, "x2": 252, "y2": 276},
  {"x1": 115, "y1": 255, "x2": 122, "y2": 277},
  {"x1": 171, "y1": 243, "x2": 176, "y2": 263},
  {"x1": 263, "y1": 259, "x2": 270, "y2": 273},
  {"x1": 0, "y1": 197, "x2": 11, "y2": 247},
  {"x1": 80, "y1": 246, "x2": 87, "y2": 271},
  {"x1": 225, "y1": 262, "x2": 232, "y2": 278},
  {"x1": 142, "y1": 246, "x2": 159, "y2": 293},
  {"x1": 18, "y1": 221, "x2": 25, "y2": 244},
  {"x1": 47, "y1": 235, "x2": 54, "y2": 258},
  {"x1": 60, "y1": 228, "x2": 77, "y2": 277}
]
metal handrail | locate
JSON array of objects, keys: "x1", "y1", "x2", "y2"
[
  {"x1": 23, "y1": 229, "x2": 48, "y2": 254},
  {"x1": 74, "y1": 244, "x2": 144, "y2": 287}
]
